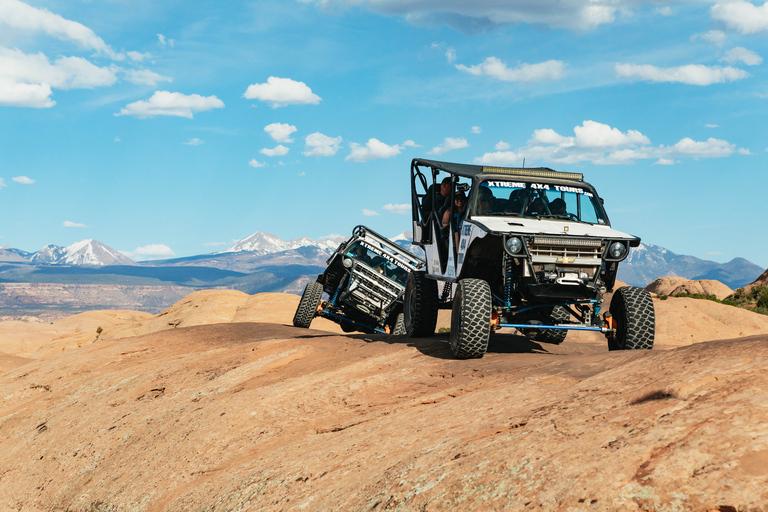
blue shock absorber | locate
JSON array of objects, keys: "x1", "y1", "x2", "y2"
[
  {"x1": 330, "y1": 275, "x2": 347, "y2": 305},
  {"x1": 504, "y1": 253, "x2": 514, "y2": 308}
]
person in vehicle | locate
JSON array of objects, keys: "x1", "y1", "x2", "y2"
[
  {"x1": 442, "y1": 190, "x2": 467, "y2": 250},
  {"x1": 421, "y1": 177, "x2": 452, "y2": 221},
  {"x1": 476, "y1": 187, "x2": 495, "y2": 215},
  {"x1": 526, "y1": 198, "x2": 546, "y2": 216},
  {"x1": 549, "y1": 198, "x2": 568, "y2": 217}
]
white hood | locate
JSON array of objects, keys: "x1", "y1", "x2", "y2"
[{"x1": 470, "y1": 216, "x2": 638, "y2": 241}]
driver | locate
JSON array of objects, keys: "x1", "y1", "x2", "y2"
[{"x1": 549, "y1": 198, "x2": 568, "y2": 216}]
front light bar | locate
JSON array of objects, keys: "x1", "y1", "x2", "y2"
[{"x1": 533, "y1": 237, "x2": 603, "y2": 247}]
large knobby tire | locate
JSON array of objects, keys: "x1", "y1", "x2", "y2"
[
  {"x1": 609, "y1": 286, "x2": 655, "y2": 350},
  {"x1": 391, "y1": 312, "x2": 406, "y2": 335},
  {"x1": 450, "y1": 279, "x2": 491, "y2": 359},
  {"x1": 404, "y1": 272, "x2": 439, "y2": 337},
  {"x1": 533, "y1": 305, "x2": 570, "y2": 345},
  {"x1": 293, "y1": 281, "x2": 323, "y2": 328}
]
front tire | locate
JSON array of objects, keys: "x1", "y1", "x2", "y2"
[
  {"x1": 533, "y1": 305, "x2": 570, "y2": 345},
  {"x1": 391, "y1": 312, "x2": 406, "y2": 335},
  {"x1": 450, "y1": 279, "x2": 491, "y2": 359},
  {"x1": 608, "y1": 286, "x2": 655, "y2": 350},
  {"x1": 404, "y1": 272, "x2": 439, "y2": 337},
  {"x1": 293, "y1": 281, "x2": 323, "y2": 328}
]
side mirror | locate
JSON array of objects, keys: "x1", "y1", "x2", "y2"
[{"x1": 457, "y1": 183, "x2": 470, "y2": 192}]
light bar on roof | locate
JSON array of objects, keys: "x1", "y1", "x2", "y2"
[
  {"x1": 482, "y1": 166, "x2": 584, "y2": 182},
  {"x1": 533, "y1": 237, "x2": 603, "y2": 247}
]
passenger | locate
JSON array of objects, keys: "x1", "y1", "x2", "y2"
[
  {"x1": 549, "y1": 198, "x2": 568, "y2": 216},
  {"x1": 476, "y1": 187, "x2": 495, "y2": 215},
  {"x1": 421, "y1": 177, "x2": 452, "y2": 221},
  {"x1": 526, "y1": 198, "x2": 545, "y2": 216},
  {"x1": 442, "y1": 191, "x2": 467, "y2": 250},
  {"x1": 507, "y1": 188, "x2": 525, "y2": 214}
]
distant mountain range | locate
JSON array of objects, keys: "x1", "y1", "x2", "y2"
[{"x1": 0, "y1": 233, "x2": 764, "y2": 318}]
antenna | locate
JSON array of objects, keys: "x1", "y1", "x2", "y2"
[{"x1": 522, "y1": 158, "x2": 525, "y2": 168}]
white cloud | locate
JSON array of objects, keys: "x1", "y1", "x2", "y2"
[
  {"x1": 243, "y1": 76, "x2": 321, "y2": 108},
  {"x1": 12, "y1": 175, "x2": 34, "y2": 184},
  {"x1": 711, "y1": 1, "x2": 768, "y2": 34},
  {"x1": 346, "y1": 138, "x2": 403, "y2": 162},
  {"x1": 63, "y1": 220, "x2": 86, "y2": 228},
  {"x1": 705, "y1": 124, "x2": 719, "y2": 128},
  {"x1": 446, "y1": 47, "x2": 456, "y2": 63},
  {"x1": 615, "y1": 63, "x2": 749, "y2": 86},
  {"x1": 692, "y1": 30, "x2": 727, "y2": 46},
  {"x1": 264, "y1": 122, "x2": 297, "y2": 143},
  {"x1": 656, "y1": 6, "x2": 672, "y2": 16},
  {"x1": 403, "y1": 140, "x2": 420, "y2": 147},
  {"x1": 457, "y1": 57, "x2": 564, "y2": 83},
  {"x1": 471, "y1": 126, "x2": 481, "y2": 134},
  {"x1": 157, "y1": 34, "x2": 174, "y2": 48},
  {"x1": 0, "y1": 47, "x2": 117, "y2": 107},
  {"x1": 260, "y1": 144, "x2": 290, "y2": 157},
  {"x1": 122, "y1": 68, "x2": 173, "y2": 86},
  {"x1": 113, "y1": 136, "x2": 120, "y2": 142},
  {"x1": 248, "y1": 159, "x2": 267, "y2": 168},
  {"x1": 126, "y1": 51, "x2": 151, "y2": 62},
  {"x1": 183, "y1": 138, "x2": 204, "y2": 146},
  {"x1": 738, "y1": 147, "x2": 751, "y2": 155},
  {"x1": 722, "y1": 47, "x2": 762, "y2": 66},
  {"x1": 0, "y1": 178, "x2": 6, "y2": 189},
  {"x1": 428, "y1": 137, "x2": 469, "y2": 156},
  {"x1": 495, "y1": 141, "x2": 510, "y2": 150},
  {"x1": 116, "y1": 91, "x2": 224, "y2": 118},
  {"x1": 126, "y1": 244, "x2": 175, "y2": 260},
  {"x1": 298, "y1": 0, "x2": 622, "y2": 31},
  {"x1": 382, "y1": 203, "x2": 410, "y2": 215},
  {"x1": 362, "y1": 209, "x2": 379, "y2": 216},
  {"x1": 0, "y1": 0, "x2": 118, "y2": 58},
  {"x1": 473, "y1": 120, "x2": 743, "y2": 166},
  {"x1": 304, "y1": 132, "x2": 342, "y2": 157}
]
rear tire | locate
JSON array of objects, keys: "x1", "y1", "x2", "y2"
[
  {"x1": 293, "y1": 281, "x2": 323, "y2": 328},
  {"x1": 533, "y1": 305, "x2": 570, "y2": 345},
  {"x1": 609, "y1": 286, "x2": 655, "y2": 350},
  {"x1": 404, "y1": 272, "x2": 439, "y2": 337},
  {"x1": 450, "y1": 279, "x2": 491, "y2": 359}
]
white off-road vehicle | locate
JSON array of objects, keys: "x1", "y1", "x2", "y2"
[
  {"x1": 405, "y1": 158, "x2": 655, "y2": 358},
  {"x1": 293, "y1": 225, "x2": 425, "y2": 334}
]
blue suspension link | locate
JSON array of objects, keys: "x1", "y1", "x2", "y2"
[{"x1": 503, "y1": 253, "x2": 514, "y2": 308}]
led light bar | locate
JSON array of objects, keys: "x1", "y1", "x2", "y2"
[
  {"x1": 533, "y1": 237, "x2": 603, "y2": 247},
  {"x1": 482, "y1": 167, "x2": 584, "y2": 182}
]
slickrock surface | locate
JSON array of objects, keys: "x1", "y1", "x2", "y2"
[
  {"x1": 0, "y1": 291, "x2": 767, "y2": 511},
  {"x1": 645, "y1": 277, "x2": 733, "y2": 300}
]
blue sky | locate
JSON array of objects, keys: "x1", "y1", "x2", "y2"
[{"x1": 1, "y1": 0, "x2": 767, "y2": 268}]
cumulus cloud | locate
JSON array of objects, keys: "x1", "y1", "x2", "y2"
[
  {"x1": 615, "y1": 63, "x2": 749, "y2": 86},
  {"x1": 495, "y1": 141, "x2": 511, "y2": 150},
  {"x1": 116, "y1": 91, "x2": 224, "y2": 118},
  {"x1": 248, "y1": 159, "x2": 267, "y2": 168},
  {"x1": 403, "y1": 140, "x2": 420, "y2": 147},
  {"x1": 304, "y1": 132, "x2": 342, "y2": 157},
  {"x1": 471, "y1": 126, "x2": 481, "y2": 134},
  {"x1": 722, "y1": 47, "x2": 762, "y2": 66},
  {"x1": 0, "y1": 0, "x2": 118, "y2": 58},
  {"x1": 457, "y1": 57, "x2": 564, "y2": 83},
  {"x1": 691, "y1": 30, "x2": 727, "y2": 46},
  {"x1": 264, "y1": 122, "x2": 297, "y2": 143},
  {"x1": 243, "y1": 76, "x2": 321, "y2": 108},
  {"x1": 0, "y1": 47, "x2": 117, "y2": 107},
  {"x1": 346, "y1": 138, "x2": 403, "y2": 162},
  {"x1": 12, "y1": 176, "x2": 34, "y2": 184},
  {"x1": 260, "y1": 144, "x2": 290, "y2": 157},
  {"x1": 183, "y1": 138, "x2": 204, "y2": 146},
  {"x1": 122, "y1": 68, "x2": 173, "y2": 86},
  {"x1": 656, "y1": 6, "x2": 672, "y2": 16},
  {"x1": 362, "y1": 209, "x2": 379, "y2": 216},
  {"x1": 126, "y1": 51, "x2": 151, "y2": 62},
  {"x1": 157, "y1": 34, "x2": 174, "y2": 48},
  {"x1": 711, "y1": 1, "x2": 768, "y2": 34},
  {"x1": 428, "y1": 137, "x2": 469, "y2": 156},
  {"x1": 124, "y1": 244, "x2": 175, "y2": 260},
  {"x1": 382, "y1": 203, "x2": 410, "y2": 215},
  {"x1": 298, "y1": 0, "x2": 623, "y2": 31},
  {"x1": 473, "y1": 120, "x2": 744, "y2": 166},
  {"x1": 63, "y1": 220, "x2": 86, "y2": 228}
]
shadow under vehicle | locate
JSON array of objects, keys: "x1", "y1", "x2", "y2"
[
  {"x1": 405, "y1": 158, "x2": 655, "y2": 358},
  {"x1": 293, "y1": 225, "x2": 425, "y2": 334}
]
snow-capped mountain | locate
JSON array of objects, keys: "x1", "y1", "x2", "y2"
[
  {"x1": 220, "y1": 232, "x2": 344, "y2": 256},
  {"x1": 30, "y1": 239, "x2": 135, "y2": 266}
]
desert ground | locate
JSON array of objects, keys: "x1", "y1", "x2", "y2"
[{"x1": 1, "y1": 283, "x2": 767, "y2": 511}]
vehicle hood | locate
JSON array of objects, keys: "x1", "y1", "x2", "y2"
[{"x1": 470, "y1": 216, "x2": 638, "y2": 241}]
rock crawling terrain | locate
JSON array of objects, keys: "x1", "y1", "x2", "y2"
[{"x1": 0, "y1": 290, "x2": 767, "y2": 511}]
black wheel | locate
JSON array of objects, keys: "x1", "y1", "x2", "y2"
[
  {"x1": 609, "y1": 286, "x2": 655, "y2": 350},
  {"x1": 533, "y1": 305, "x2": 570, "y2": 345},
  {"x1": 391, "y1": 312, "x2": 406, "y2": 335},
  {"x1": 293, "y1": 281, "x2": 323, "y2": 328},
  {"x1": 450, "y1": 279, "x2": 491, "y2": 359},
  {"x1": 404, "y1": 272, "x2": 439, "y2": 337},
  {"x1": 340, "y1": 322, "x2": 356, "y2": 333}
]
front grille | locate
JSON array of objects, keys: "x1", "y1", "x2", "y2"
[
  {"x1": 529, "y1": 238, "x2": 603, "y2": 263},
  {"x1": 351, "y1": 265, "x2": 401, "y2": 303}
]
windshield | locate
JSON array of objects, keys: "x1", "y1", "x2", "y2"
[
  {"x1": 344, "y1": 241, "x2": 410, "y2": 286},
  {"x1": 471, "y1": 179, "x2": 607, "y2": 224}
]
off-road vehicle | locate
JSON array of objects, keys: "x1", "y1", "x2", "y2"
[
  {"x1": 293, "y1": 225, "x2": 425, "y2": 334},
  {"x1": 405, "y1": 158, "x2": 655, "y2": 358}
]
